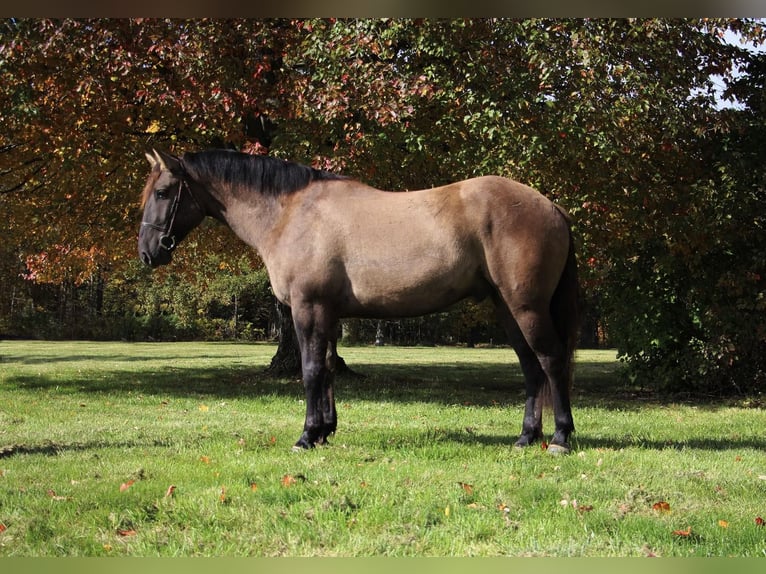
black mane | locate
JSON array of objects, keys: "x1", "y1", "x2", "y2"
[{"x1": 181, "y1": 149, "x2": 346, "y2": 195}]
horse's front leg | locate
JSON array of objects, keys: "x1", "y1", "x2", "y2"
[{"x1": 292, "y1": 303, "x2": 338, "y2": 450}]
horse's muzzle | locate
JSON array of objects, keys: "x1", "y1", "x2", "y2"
[{"x1": 139, "y1": 249, "x2": 171, "y2": 268}]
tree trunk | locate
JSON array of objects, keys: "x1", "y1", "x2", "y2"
[
  {"x1": 266, "y1": 299, "x2": 302, "y2": 377},
  {"x1": 266, "y1": 298, "x2": 358, "y2": 378}
]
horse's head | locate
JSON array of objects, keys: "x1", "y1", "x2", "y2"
[{"x1": 138, "y1": 149, "x2": 205, "y2": 267}]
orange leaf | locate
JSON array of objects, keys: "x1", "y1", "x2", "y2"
[
  {"x1": 117, "y1": 529, "x2": 137, "y2": 537},
  {"x1": 250, "y1": 482, "x2": 258, "y2": 492},
  {"x1": 755, "y1": 516, "x2": 764, "y2": 527},
  {"x1": 164, "y1": 485, "x2": 176, "y2": 498},
  {"x1": 718, "y1": 520, "x2": 729, "y2": 528},
  {"x1": 281, "y1": 474, "x2": 297, "y2": 487},
  {"x1": 0, "y1": 522, "x2": 7, "y2": 533},
  {"x1": 120, "y1": 480, "x2": 135, "y2": 492},
  {"x1": 200, "y1": 456, "x2": 210, "y2": 464},
  {"x1": 653, "y1": 501, "x2": 671, "y2": 513},
  {"x1": 458, "y1": 482, "x2": 474, "y2": 495},
  {"x1": 219, "y1": 486, "x2": 227, "y2": 503},
  {"x1": 541, "y1": 441, "x2": 549, "y2": 450},
  {"x1": 672, "y1": 526, "x2": 692, "y2": 537}
]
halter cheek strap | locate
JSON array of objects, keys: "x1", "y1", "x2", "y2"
[{"x1": 141, "y1": 179, "x2": 203, "y2": 252}]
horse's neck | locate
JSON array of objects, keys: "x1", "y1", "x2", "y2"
[{"x1": 205, "y1": 180, "x2": 281, "y2": 254}]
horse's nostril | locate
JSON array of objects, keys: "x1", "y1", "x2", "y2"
[{"x1": 140, "y1": 251, "x2": 152, "y2": 266}]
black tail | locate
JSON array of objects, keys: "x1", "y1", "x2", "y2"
[{"x1": 550, "y1": 212, "x2": 581, "y2": 391}]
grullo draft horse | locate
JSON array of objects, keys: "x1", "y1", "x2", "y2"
[{"x1": 138, "y1": 149, "x2": 580, "y2": 454}]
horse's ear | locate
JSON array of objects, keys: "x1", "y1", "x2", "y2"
[
  {"x1": 145, "y1": 151, "x2": 158, "y2": 168},
  {"x1": 153, "y1": 149, "x2": 182, "y2": 174}
]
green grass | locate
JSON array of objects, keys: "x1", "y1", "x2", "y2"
[{"x1": 0, "y1": 340, "x2": 764, "y2": 556}]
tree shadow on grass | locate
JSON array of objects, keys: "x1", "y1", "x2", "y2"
[
  {"x1": 6, "y1": 357, "x2": 765, "y2": 456},
  {"x1": 4, "y1": 354, "x2": 752, "y2": 411}
]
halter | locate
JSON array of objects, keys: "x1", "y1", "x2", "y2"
[{"x1": 141, "y1": 177, "x2": 203, "y2": 252}]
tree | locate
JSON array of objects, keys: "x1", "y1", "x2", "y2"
[{"x1": 2, "y1": 18, "x2": 764, "y2": 393}]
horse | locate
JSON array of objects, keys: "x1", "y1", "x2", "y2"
[{"x1": 138, "y1": 148, "x2": 580, "y2": 454}]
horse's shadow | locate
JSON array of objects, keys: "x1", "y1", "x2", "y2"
[{"x1": 441, "y1": 430, "x2": 766, "y2": 453}]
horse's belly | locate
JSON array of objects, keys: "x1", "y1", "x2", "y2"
[{"x1": 343, "y1": 255, "x2": 485, "y2": 318}]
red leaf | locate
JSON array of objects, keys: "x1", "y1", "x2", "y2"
[
  {"x1": 756, "y1": 517, "x2": 764, "y2": 527},
  {"x1": 164, "y1": 485, "x2": 176, "y2": 498},
  {"x1": 0, "y1": 523, "x2": 7, "y2": 533},
  {"x1": 117, "y1": 529, "x2": 137, "y2": 537},
  {"x1": 458, "y1": 482, "x2": 474, "y2": 495},
  {"x1": 653, "y1": 501, "x2": 671, "y2": 513},
  {"x1": 120, "y1": 480, "x2": 135, "y2": 492},
  {"x1": 541, "y1": 441, "x2": 549, "y2": 450}
]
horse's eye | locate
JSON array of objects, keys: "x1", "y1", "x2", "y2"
[{"x1": 156, "y1": 189, "x2": 168, "y2": 200}]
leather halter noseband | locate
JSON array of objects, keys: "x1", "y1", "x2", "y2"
[{"x1": 141, "y1": 178, "x2": 203, "y2": 252}]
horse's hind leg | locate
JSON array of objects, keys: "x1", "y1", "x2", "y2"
[
  {"x1": 496, "y1": 293, "x2": 574, "y2": 451},
  {"x1": 495, "y1": 302, "x2": 546, "y2": 446},
  {"x1": 512, "y1": 304, "x2": 575, "y2": 452}
]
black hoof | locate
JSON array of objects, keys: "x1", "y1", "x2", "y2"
[{"x1": 292, "y1": 432, "x2": 316, "y2": 451}]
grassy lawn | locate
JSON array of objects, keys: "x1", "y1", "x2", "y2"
[{"x1": 0, "y1": 340, "x2": 764, "y2": 556}]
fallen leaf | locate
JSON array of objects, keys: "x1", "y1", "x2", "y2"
[
  {"x1": 755, "y1": 516, "x2": 764, "y2": 527},
  {"x1": 198, "y1": 404, "x2": 209, "y2": 412},
  {"x1": 458, "y1": 482, "x2": 474, "y2": 495},
  {"x1": 120, "y1": 480, "x2": 135, "y2": 492},
  {"x1": 219, "y1": 486, "x2": 227, "y2": 503},
  {"x1": 117, "y1": 529, "x2": 137, "y2": 537},
  {"x1": 250, "y1": 482, "x2": 258, "y2": 492},
  {"x1": 444, "y1": 505, "x2": 450, "y2": 517},
  {"x1": 47, "y1": 489, "x2": 69, "y2": 501},
  {"x1": 541, "y1": 441, "x2": 549, "y2": 450},
  {"x1": 618, "y1": 503, "x2": 631, "y2": 516},
  {"x1": 281, "y1": 474, "x2": 297, "y2": 487},
  {"x1": 653, "y1": 501, "x2": 671, "y2": 513},
  {"x1": 672, "y1": 526, "x2": 692, "y2": 537},
  {"x1": 164, "y1": 485, "x2": 176, "y2": 498},
  {"x1": 0, "y1": 523, "x2": 7, "y2": 533},
  {"x1": 577, "y1": 504, "x2": 594, "y2": 513},
  {"x1": 200, "y1": 456, "x2": 210, "y2": 464},
  {"x1": 718, "y1": 520, "x2": 729, "y2": 528}
]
